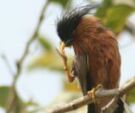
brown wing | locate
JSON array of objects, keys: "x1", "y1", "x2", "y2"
[
  {"x1": 72, "y1": 54, "x2": 90, "y2": 95},
  {"x1": 91, "y1": 38, "x2": 120, "y2": 89}
]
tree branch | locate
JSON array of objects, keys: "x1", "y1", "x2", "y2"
[
  {"x1": 0, "y1": 54, "x2": 14, "y2": 75},
  {"x1": 102, "y1": 96, "x2": 119, "y2": 113},
  {"x1": 6, "y1": 1, "x2": 50, "y2": 113},
  {"x1": 48, "y1": 77, "x2": 135, "y2": 113}
]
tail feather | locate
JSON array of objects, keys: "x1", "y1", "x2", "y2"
[
  {"x1": 88, "y1": 103, "x2": 96, "y2": 113},
  {"x1": 114, "y1": 98, "x2": 124, "y2": 113},
  {"x1": 88, "y1": 103, "x2": 99, "y2": 113}
]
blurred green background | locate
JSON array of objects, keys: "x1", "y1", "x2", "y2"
[{"x1": 0, "y1": 0, "x2": 135, "y2": 113}]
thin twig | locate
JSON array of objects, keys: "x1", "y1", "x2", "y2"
[
  {"x1": 6, "y1": 1, "x2": 50, "y2": 113},
  {"x1": 48, "y1": 77, "x2": 135, "y2": 113},
  {"x1": 0, "y1": 54, "x2": 14, "y2": 75},
  {"x1": 14, "y1": 0, "x2": 50, "y2": 85}
]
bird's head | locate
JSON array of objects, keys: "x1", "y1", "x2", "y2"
[{"x1": 57, "y1": 3, "x2": 100, "y2": 47}]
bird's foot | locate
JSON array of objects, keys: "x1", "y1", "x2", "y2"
[
  {"x1": 68, "y1": 74, "x2": 75, "y2": 82},
  {"x1": 56, "y1": 42, "x2": 75, "y2": 83},
  {"x1": 87, "y1": 84, "x2": 103, "y2": 103}
]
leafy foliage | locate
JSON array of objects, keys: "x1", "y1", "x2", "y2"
[
  {"x1": 29, "y1": 51, "x2": 73, "y2": 72},
  {"x1": 103, "y1": 5, "x2": 134, "y2": 33},
  {"x1": 96, "y1": 0, "x2": 112, "y2": 18},
  {"x1": 0, "y1": 86, "x2": 9, "y2": 108},
  {"x1": 127, "y1": 88, "x2": 135, "y2": 103},
  {"x1": 2, "y1": 0, "x2": 135, "y2": 112},
  {"x1": 96, "y1": 2, "x2": 135, "y2": 33},
  {"x1": 50, "y1": 0, "x2": 70, "y2": 8},
  {"x1": 64, "y1": 81, "x2": 80, "y2": 92},
  {"x1": 38, "y1": 36, "x2": 52, "y2": 51},
  {"x1": 29, "y1": 52, "x2": 63, "y2": 71}
]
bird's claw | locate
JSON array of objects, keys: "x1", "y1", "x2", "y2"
[
  {"x1": 57, "y1": 41, "x2": 75, "y2": 83},
  {"x1": 87, "y1": 84, "x2": 103, "y2": 103},
  {"x1": 68, "y1": 75, "x2": 75, "y2": 82}
]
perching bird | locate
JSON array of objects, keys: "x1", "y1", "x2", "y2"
[{"x1": 57, "y1": 4, "x2": 123, "y2": 113}]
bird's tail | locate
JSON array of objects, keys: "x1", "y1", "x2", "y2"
[
  {"x1": 88, "y1": 98, "x2": 124, "y2": 113},
  {"x1": 114, "y1": 98, "x2": 124, "y2": 113},
  {"x1": 88, "y1": 103, "x2": 99, "y2": 113}
]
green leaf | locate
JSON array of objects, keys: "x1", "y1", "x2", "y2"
[
  {"x1": 103, "y1": 5, "x2": 134, "y2": 33},
  {"x1": 127, "y1": 88, "x2": 135, "y2": 103},
  {"x1": 96, "y1": 0, "x2": 112, "y2": 18},
  {"x1": 14, "y1": 97, "x2": 22, "y2": 113},
  {"x1": 12, "y1": 94, "x2": 28, "y2": 113},
  {"x1": 96, "y1": 0, "x2": 135, "y2": 34},
  {"x1": 24, "y1": 100, "x2": 39, "y2": 107},
  {"x1": 50, "y1": 0, "x2": 69, "y2": 8},
  {"x1": 29, "y1": 51, "x2": 63, "y2": 71},
  {"x1": 29, "y1": 51, "x2": 73, "y2": 72},
  {"x1": 0, "y1": 86, "x2": 10, "y2": 108},
  {"x1": 38, "y1": 36, "x2": 52, "y2": 51},
  {"x1": 64, "y1": 81, "x2": 80, "y2": 92}
]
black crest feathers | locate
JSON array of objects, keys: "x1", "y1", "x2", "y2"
[{"x1": 57, "y1": 3, "x2": 100, "y2": 46}]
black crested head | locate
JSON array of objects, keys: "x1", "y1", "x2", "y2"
[{"x1": 57, "y1": 3, "x2": 100, "y2": 46}]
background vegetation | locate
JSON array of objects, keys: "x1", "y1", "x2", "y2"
[{"x1": 0, "y1": 0, "x2": 135, "y2": 113}]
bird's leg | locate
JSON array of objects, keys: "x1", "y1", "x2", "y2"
[
  {"x1": 56, "y1": 42, "x2": 75, "y2": 82},
  {"x1": 87, "y1": 84, "x2": 103, "y2": 103},
  {"x1": 87, "y1": 84, "x2": 103, "y2": 113}
]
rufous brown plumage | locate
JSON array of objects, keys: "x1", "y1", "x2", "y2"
[{"x1": 57, "y1": 4, "x2": 123, "y2": 113}]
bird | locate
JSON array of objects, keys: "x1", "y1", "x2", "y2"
[{"x1": 56, "y1": 4, "x2": 123, "y2": 113}]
